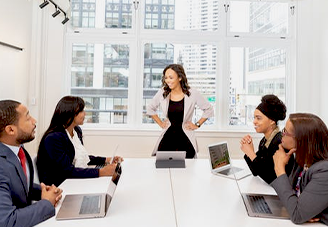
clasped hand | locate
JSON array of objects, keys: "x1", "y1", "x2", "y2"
[
  {"x1": 41, "y1": 183, "x2": 63, "y2": 207},
  {"x1": 240, "y1": 135, "x2": 256, "y2": 161}
]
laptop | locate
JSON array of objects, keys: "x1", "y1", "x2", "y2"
[
  {"x1": 56, "y1": 163, "x2": 122, "y2": 220},
  {"x1": 208, "y1": 141, "x2": 251, "y2": 180},
  {"x1": 90, "y1": 145, "x2": 119, "y2": 169},
  {"x1": 155, "y1": 151, "x2": 186, "y2": 168},
  {"x1": 240, "y1": 193, "x2": 289, "y2": 219},
  {"x1": 232, "y1": 171, "x2": 290, "y2": 219}
]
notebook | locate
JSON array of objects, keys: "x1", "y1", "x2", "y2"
[
  {"x1": 155, "y1": 151, "x2": 186, "y2": 168},
  {"x1": 208, "y1": 141, "x2": 251, "y2": 180},
  {"x1": 56, "y1": 163, "x2": 122, "y2": 220}
]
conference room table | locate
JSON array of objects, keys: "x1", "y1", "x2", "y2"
[{"x1": 36, "y1": 158, "x2": 324, "y2": 227}]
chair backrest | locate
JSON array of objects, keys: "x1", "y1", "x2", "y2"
[{"x1": 32, "y1": 155, "x2": 40, "y2": 184}]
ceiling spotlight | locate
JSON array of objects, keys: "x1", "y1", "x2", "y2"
[
  {"x1": 52, "y1": 8, "x2": 60, "y2": 17},
  {"x1": 62, "y1": 16, "x2": 69, "y2": 25},
  {"x1": 39, "y1": 1, "x2": 49, "y2": 9}
]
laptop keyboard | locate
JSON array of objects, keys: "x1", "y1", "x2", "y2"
[
  {"x1": 248, "y1": 195, "x2": 272, "y2": 214},
  {"x1": 79, "y1": 195, "x2": 101, "y2": 214},
  {"x1": 95, "y1": 164, "x2": 105, "y2": 169}
]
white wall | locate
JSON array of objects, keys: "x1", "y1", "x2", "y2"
[
  {"x1": 0, "y1": 0, "x2": 33, "y2": 104},
  {"x1": 296, "y1": 0, "x2": 328, "y2": 123},
  {"x1": 80, "y1": 129, "x2": 261, "y2": 159},
  {"x1": 0, "y1": 0, "x2": 68, "y2": 154},
  {"x1": 314, "y1": 0, "x2": 328, "y2": 123},
  {"x1": 1, "y1": 0, "x2": 328, "y2": 159}
]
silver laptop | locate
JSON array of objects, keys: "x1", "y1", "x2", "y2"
[
  {"x1": 240, "y1": 193, "x2": 289, "y2": 219},
  {"x1": 208, "y1": 141, "x2": 251, "y2": 180},
  {"x1": 231, "y1": 168, "x2": 289, "y2": 219},
  {"x1": 56, "y1": 163, "x2": 122, "y2": 220},
  {"x1": 155, "y1": 151, "x2": 186, "y2": 168}
]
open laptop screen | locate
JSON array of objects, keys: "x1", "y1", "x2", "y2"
[{"x1": 208, "y1": 142, "x2": 231, "y2": 170}]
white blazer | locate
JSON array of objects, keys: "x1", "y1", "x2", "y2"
[{"x1": 146, "y1": 87, "x2": 214, "y2": 157}]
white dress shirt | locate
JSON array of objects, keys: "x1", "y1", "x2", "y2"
[{"x1": 66, "y1": 129, "x2": 90, "y2": 168}]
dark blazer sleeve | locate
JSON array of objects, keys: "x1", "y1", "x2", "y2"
[
  {"x1": 244, "y1": 133, "x2": 285, "y2": 184},
  {"x1": 88, "y1": 155, "x2": 106, "y2": 165},
  {"x1": 38, "y1": 131, "x2": 99, "y2": 186},
  {"x1": 243, "y1": 137, "x2": 268, "y2": 176},
  {"x1": 0, "y1": 156, "x2": 54, "y2": 227},
  {"x1": 29, "y1": 183, "x2": 42, "y2": 201},
  {"x1": 244, "y1": 154, "x2": 258, "y2": 175},
  {"x1": 271, "y1": 161, "x2": 328, "y2": 225}
]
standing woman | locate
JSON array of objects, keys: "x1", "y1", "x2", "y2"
[
  {"x1": 147, "y1": 64, "x2": 214, "y2": 158},
  {"x1": 272, "y1": 113, "x2": 328, "y2": 224},
  {"x1": 37, "y1": 96, "x2": 121, "y2": 187},
  {"x1": 240, "y1": 94, "x2": 294, "y2": 184}
]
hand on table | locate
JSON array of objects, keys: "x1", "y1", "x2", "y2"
[{"x1": 41, "y1": 183, "x2": 63, "y2": 207}]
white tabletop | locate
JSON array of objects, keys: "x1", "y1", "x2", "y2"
[
  {"x1": 36, "y1": 158, "x2": 324, "y2": 227},
  {"x1": 36, "y1": 158, "x2": 176, "y2": 227},
  {"x1": 170, "y1": 159, "x2": 323, "y2": 227}
]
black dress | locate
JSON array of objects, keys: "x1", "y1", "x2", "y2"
[{"x1": 158, "y1": 98, "x2": 196, "y2": 158}]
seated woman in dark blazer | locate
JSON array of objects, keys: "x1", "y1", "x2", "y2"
[
  {"x1": 37, "y1": 96, "x2": 122, "y2": 186},
  {"x1": 240, "y1": 94, "x2": 294, "y2": 184},
  {"x1": 272, "y1": 113, "x2": 328, "y2": 225}
]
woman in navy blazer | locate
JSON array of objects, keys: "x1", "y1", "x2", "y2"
[
  {"x1": 37, "y1": 96, "x2": 120, "y2": 187},
  {"x1": 272, "y1": 113, "x2": 328, "y2": 225}
]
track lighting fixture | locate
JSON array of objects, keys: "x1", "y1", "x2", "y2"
[
  {"x1": 52, "y1": 6, "x2": 61, "y2": 18},
  {"x1": 39, "y1": 1, "x2": 49, "y2": 9},
  {"x1": 39, "y1": 0, "x2": 70, "y2": 25},
  {"x1": 62, "y1": 14, "x2": 69, "y2": 25}
]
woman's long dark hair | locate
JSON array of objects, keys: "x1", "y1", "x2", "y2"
[
  {"x1": 162, "y1": 64, "x2": 190, "y2": 98},
  {"x1": 290, "y1": 113, "x2": 328, "y2": 167},
  {"x1": 42, "y1": 96, "x2": 85, "y2": 138}
]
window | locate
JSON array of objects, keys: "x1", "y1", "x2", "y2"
[
  {"x1": 229, "y1": 47, "x2": 287, "y2": 126},
  {"x1": 71, "y1": 44, "x2": 94, "y2": 87},
  {"x1": 66, "y1": 0, "x2": 295, "y2": 129},
  {"x1": 71, "y1": 0, "x2": 96, "y2": 28},
  {"x1": 229, "y1": 1, "x2": 289, "y2": 36}
]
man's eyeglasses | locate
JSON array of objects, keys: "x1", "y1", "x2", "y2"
[{"x1": 282, "y1": 128, "x2": 294, "y2": 137}]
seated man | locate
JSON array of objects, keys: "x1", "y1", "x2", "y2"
[{"x1": 0, "y1": 100, "x2": 62, "y2": 227}]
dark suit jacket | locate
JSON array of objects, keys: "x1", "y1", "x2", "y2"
[
  {"x1": 37, "y1": 126, "x2": 105, "y2": 186},
  {"x1": 0, "y1": 142, "x2": 54, "y2": 227},
  {"x1": 244, "y1": 132, "x2": 295, "y2": 184},
  {"x1": 271, "y1": 160, "x2": 328, "y2": 225}
]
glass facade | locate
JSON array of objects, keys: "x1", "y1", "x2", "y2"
[
  {"x1": 71, "y1": 0, "x2": 96, "y2": 28},
  {"x1": 67, "y1": 0, "x2": 293, "y2": 127},
  {"x1": 71, "y1": 44, "x2": 130, "y2": 124},
  {"x1": 229, "y1": 1, "x2": 289, "y2": 35},
  {"x1": 105, "y1": 0, "x2": 133, "y2": 28},
  {"x1": 229, "y1": 47, "x2": 286, "y2": 126}
]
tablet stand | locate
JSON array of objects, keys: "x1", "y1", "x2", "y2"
[{"x1": 155, "y1": 159, "x2": 186, "y2": 168}]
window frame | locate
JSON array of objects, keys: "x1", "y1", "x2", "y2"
[{"x1": 64, "y1": 0, "x2": 296, "y2": 131}]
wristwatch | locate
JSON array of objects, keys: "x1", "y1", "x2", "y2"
[{"x1": 195, "y1": 122, "x2": 201, "y2": 128}]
